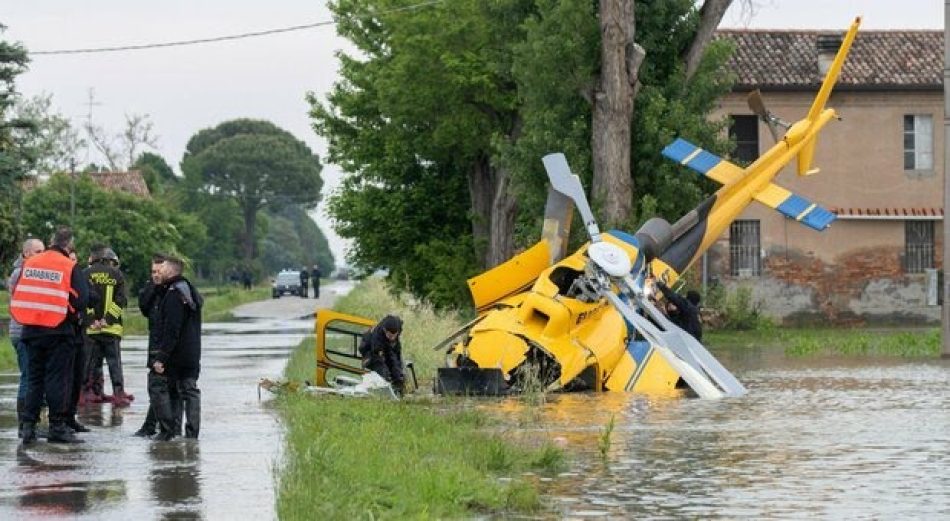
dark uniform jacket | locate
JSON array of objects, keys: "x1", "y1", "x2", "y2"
[
  {"x1": 84, "y1": 261, "x2": 127, "y2": 337},
  {"x1": 139, "y1": 281, "x2": 167, "y2": 368},
  {"x1": 358, "y1": 324, "x2": 404, "y2": 384},
  {"x1": 153, "y1": 276, "x2": 203, "y2": 379},
  {"x1": 657, "y1": 282, "x2": 702, "y2": 341}
]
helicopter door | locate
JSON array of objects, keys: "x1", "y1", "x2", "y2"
[{"x1": 314, "y1": 310, "x2": 375, "y2": 387}]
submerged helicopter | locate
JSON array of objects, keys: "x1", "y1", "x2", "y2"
[{"x1": 314, "y1": 17, "x2": 861, "y2": 399}]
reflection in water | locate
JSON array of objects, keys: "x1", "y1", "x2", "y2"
[
  {"x1": 479, "y1": 347, "x2": 950, "y2": 518},
  {"x1": 16, "y1": 448, "x2": 127, "y2": 515},
  {"x1": 149, "y1": 442, "x2": 202, "y2": 520}
]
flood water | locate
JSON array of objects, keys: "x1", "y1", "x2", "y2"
[
  {"x1": 485, "y1": 347, "x2": 950, "y2": 519},
  {"x1": 0, "y1": 314, "x2": 315, "y2": 520}
]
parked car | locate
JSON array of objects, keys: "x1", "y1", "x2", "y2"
[{"x1": 272, "y1": 270, "x2": 303, "y2": 298}]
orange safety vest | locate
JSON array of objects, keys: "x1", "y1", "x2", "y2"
[{"x1": 10, "y1": 250, "x2": 77, "y2": 328}]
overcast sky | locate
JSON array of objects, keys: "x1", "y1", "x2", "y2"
[{"x1": 4, "y1": 0, "x2": 944, "y2": 265}]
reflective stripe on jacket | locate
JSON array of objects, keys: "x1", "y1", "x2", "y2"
[{"x1": 10, "y1": 250, "x2": 76, "y2": 328}]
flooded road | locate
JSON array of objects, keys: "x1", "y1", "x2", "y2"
[
  {"x1": 0, "y1": 281, "x2": 352, "y2": 520},
  {"x1": 487, "y1": 347, "x2": 950, "y2": 519}
]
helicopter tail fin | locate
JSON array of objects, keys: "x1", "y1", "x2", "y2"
[
  {"x1": 752, "y1": 182, "x2": 836, "y2": 231},
  {"x1": 661, "y1": 138, "x2": 743, "y2": 185}
]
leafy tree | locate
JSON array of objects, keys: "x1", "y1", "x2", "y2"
[
  {"x1": 21, "y1": 174, "x2": 206, "y2": 291},
  {"x1": 266, "y1": 204, "x2": 335, "y2": 274},
  {"x1": 13, "y1": 92, "x2": 85, "y2": 175},
  {"x1": 0, "y1": 24, "x2": 32, "y2": 268},
  {"x1": 181, "y1": 119, "x2": 323, "y2": 266},
  {"x1": 133, "y1": 151, "x2": 177, "y2": 195},
  {"x1": 315, "y1": 0, "x2": 736, "y2": 308}
]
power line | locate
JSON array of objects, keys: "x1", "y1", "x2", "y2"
[{"x1": 30, "y1": 0, "x2": 443, "y2": 56}]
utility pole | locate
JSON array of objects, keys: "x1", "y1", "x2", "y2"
[
  {"x1": 70, "y1": 159, "x2": 76, "y2": 226},
  {"x1": 943, "y1": 0, "x2": 950, "y2": 358}
]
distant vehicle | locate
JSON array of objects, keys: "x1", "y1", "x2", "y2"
[{"x1": 272, "y1": 270, "x2": 303, "y2": 298}]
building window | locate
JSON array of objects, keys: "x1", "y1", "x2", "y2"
[
  {"x1": 904, "y1": 115, "x2": 933, "y2": 171},
  {"x1": 905, "y1": 220, "x2": 934, "y2": 273},
  {"x1": 729, "y1": 115, "x2": 759, "y2": 164},
  {"x1": 730, "y1": 220, "x2": 761, "y2": 277}
]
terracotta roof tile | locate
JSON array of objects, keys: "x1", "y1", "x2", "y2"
[
  {"x1": 87, "y1": 170, "x2": 151, "y2": 198},
  {"x1": 716, "y1": 30, "x2": 942, "y2": 90}
]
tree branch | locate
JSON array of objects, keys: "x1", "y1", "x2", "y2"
[{"x1": 683, "y1": 0, "x2": 733, "y2": 82}]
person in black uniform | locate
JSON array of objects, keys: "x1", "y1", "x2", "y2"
[
  {"x1": 299, "y1": 267, "x2": 309, "y2": 298},
  {"x1": 135, "y1": 253, "x2": 168, "y2": 438},
  {"x1": 655, "y1": 281, "x2": 703, "y2": 341},
  {"x1": 150, "y1": 255, "x2": 203, "y2": 440},
  {"x1": 358, "y1": 315, "x2": 405, "y2": 394},
  {"x1": 14, "y1": 227, "x2": 90, "y2": 444}
]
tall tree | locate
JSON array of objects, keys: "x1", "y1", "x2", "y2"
[
  {"x1": 0, "y1": 24, "x2": 33, "y2": 268},
  {"x1": 181, "y1": 119, "x2": 323, "y2": 266},
  {"x1": 133, "y1": 151, "x2": 177, "y2": 195},
  {"x1": 591, "y1": 0, "x2": 733, "y2": 225}
]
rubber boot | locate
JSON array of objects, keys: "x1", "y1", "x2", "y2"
[
  {"x1": 20, "y1": 422, "x2": 37, "y2": 445},
  {"x1": 48, "y1": 422, "x2": 84, "y2": 444},
  {"x1": 112, "y1": 386, "x2": 134, "y2": 408},
  {"x1": 134, "y1": 406, "x2": 157, "y2": 437},
  {"x1": 65, "y1": 416, "x2": 90, "y2": 433}
]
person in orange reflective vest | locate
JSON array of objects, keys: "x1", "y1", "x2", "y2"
[{"x1": 11, "y1": 227, "x2": 89, "y2": 444}]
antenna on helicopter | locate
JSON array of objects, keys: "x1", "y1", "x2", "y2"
[{"x1": 747, "y1": 89, "x2": 791, "y2": 142}]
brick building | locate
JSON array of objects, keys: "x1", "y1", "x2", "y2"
[{"x1": 707, "y1": 29, "x2": 943, "y2": 324}]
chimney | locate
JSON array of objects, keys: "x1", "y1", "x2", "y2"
[{"x1": 816, "y1": 33, "x2": 843, "y2": 75}]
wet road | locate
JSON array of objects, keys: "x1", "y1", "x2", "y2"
[
  {"x1": 485, "y1": 347, "x2": 950, "y2": 519},
  {"x1": 0, "y1": 281, "x2": 352, "y2": 520}
]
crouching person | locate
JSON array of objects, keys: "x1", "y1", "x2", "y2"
[
  {"x1": 359, "y1": 315, "x2": 406, "y2": 395},
  {"x1": 149, "y1": 255, "x2": 203, "y2": 441}
]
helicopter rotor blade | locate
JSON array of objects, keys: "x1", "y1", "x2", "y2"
[
  {"x1": 600, "y1": 276, "x2": 747, "y2": 398},
  {"x1": 747, "y1": 89, "x2": 781, "y2": 142},
  {"x1": 542, "y1": 153, "x2": 601, "y2": 242}
]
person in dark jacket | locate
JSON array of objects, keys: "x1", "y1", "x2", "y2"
[
  {"x1": 299, "y1": 267, "x2": 309, "y2": 298},
  {"x1": 83, "y1": 245, "x2": 133, "y2": 406},
  {"x1": 150, "y1": 255, "x2": 203, "y2": 440},
  {"x1": 14, "y1": 227, "x2": 89, "y2": 444},
  {"x1": 358, "y1": 315, "x2": 405, "y2": 394},
  {"x1": 134, "y1": 253, "x2": 167, "y2": 438},
  {"x1": 655, "y1": 281, "x2": 703, "y2": 341}
]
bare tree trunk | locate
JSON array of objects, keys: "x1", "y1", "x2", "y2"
[
  {"x1": 683, "y1": 0, "x2": 733, "y2": 82},
  {"x1": 467, "y1": 155, "x2": 493, "y2": 265},
  {"x1": 591, "y1": 0, "x2": 644, "y2": 226},
  {"x1": 242, "y1": 203, "x2": 259, "y2": 266},
  {"x1": 468, "y1": 154, "x2": 519, "y2": 269},
  {"x1": 487, "y1": 164, "x2": 518, "y2": 267}
]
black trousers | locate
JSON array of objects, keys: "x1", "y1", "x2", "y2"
[
  {"x1": 85, "y1": 334, "x2": 125, "y2": 392},
  {"x1": 23, "y1": 335, "x2": 77, "y2": 424},
  {"x1": 148, "y1": 371, "x2": 201, "y2": 438}
]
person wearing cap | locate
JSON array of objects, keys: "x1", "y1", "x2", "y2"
[
  {"x1": 12, "y1": 227, "x2": 89, "y2": 444},
  {"x1": 82, "y1": 244, "x2": 133, "y2": 407},
  {"x1": 655, "y1": 280, "x2": 703, "y2": 341},
  {"x1": 358, "y1": 315, "x2": 406, "y2": 394}
]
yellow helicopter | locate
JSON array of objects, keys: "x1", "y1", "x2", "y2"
[{"x1": 314, "y1": 17, "x2": 861, "y2": 399}]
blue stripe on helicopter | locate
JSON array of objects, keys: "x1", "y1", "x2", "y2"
[
  {"x1": 661, "y1": 138, "x2": 722, "y2": 175},
  {"x1": 627, "y1": 340, "x2": 650, "y2": 365},
  {"x1": 775, "y1": 194, "x2": 837, "y2": 231}
]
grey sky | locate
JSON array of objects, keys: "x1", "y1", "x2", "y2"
[{"x1": 4, "y1": 0, "x2": 943, "y2": 265}]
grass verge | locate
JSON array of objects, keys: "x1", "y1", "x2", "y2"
[
  {"x1": 276, "y1": 278, "x2": 563, "y2": 520},
  {"x1": 0, "y1": 335, "x2": 15, "y2": 373},
  {"x1": 706, "y1": 327, "x2": 942, "y2": 357}
]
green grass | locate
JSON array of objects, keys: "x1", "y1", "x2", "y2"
[
  {"x1": 276, "y1": 278, "x2": 564, "y2": 520},
  {"x1": 706, "y1": 327, "x2": 942, "y2": 357},
  {"x1": 0, "y1": 334, "x2": 15, "y2": 373}
]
